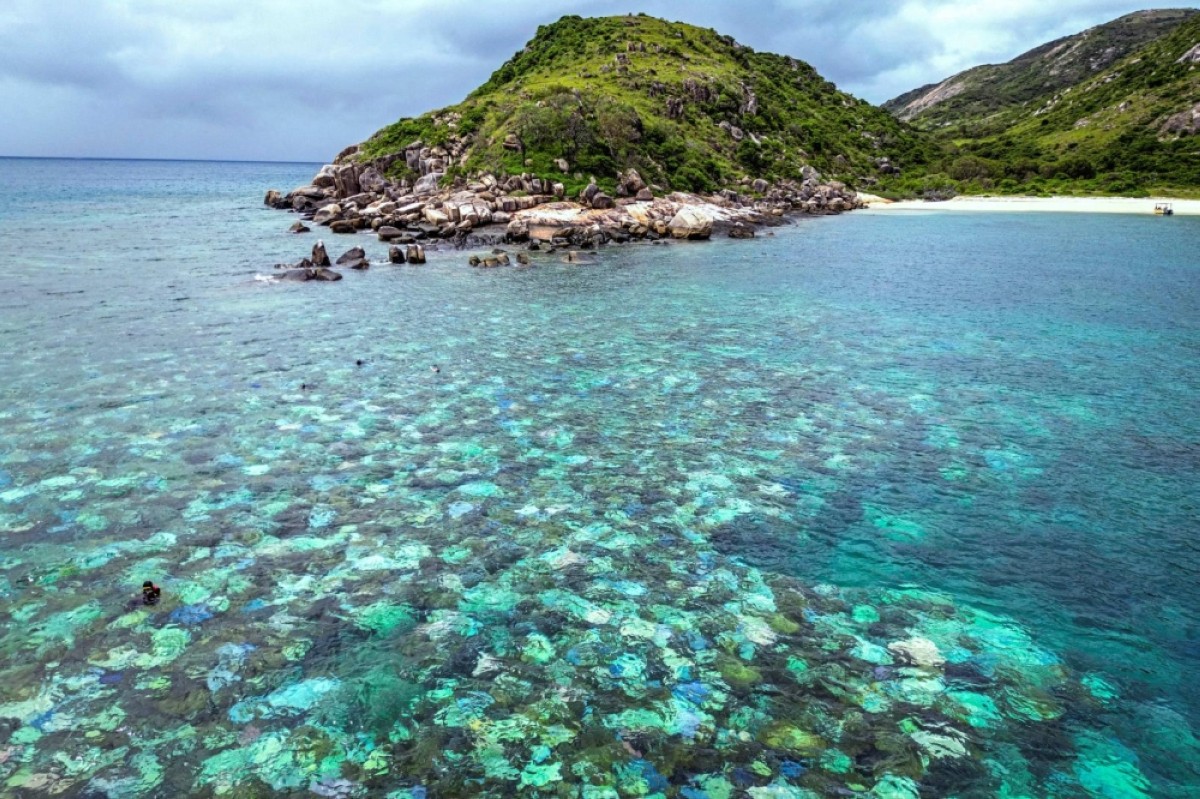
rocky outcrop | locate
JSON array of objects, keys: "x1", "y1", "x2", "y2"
[
  {"x1": 262, "y1": 159, "x2": 863, "y2": 270},
  {"x1": 312, "y1": 241, "x2": 331, "y2": 267},
  {"x1": 1161, "y1": 102, "x2": 1200, "y2": 137},
  {"x1": 313, "y1": 204, "x2": 341, "y2": 226}
]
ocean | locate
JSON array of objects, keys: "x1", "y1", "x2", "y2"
[{"x1": 0, "y1": 157, "x2": 1197, "y2": 797}]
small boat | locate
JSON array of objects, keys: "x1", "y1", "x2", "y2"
[{"x1": 1154, "y1": 203, "x2": 1174, "y2": 216}]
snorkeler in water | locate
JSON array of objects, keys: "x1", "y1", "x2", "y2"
[{"x1": 142, "y1": 581, "x2": 162, "y2": 606}]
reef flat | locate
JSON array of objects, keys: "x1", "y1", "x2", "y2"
[{"x1": 1, "y1": 158, "x2": 1195, "y2": 797}]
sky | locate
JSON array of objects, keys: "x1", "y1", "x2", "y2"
[{"x1": 0, "y1": 0, "x2": 1186, "y2": 161}]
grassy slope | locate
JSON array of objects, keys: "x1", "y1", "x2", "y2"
[
  {"x1": 354, "y1": 14, "x2": 935, "y2": 194},
  {"x1": 884, "y1": 10, "x2": 1197, "y2": 131},
  {"x1": 878, "y1": 10, "x2": 1200, "y2": 198}
]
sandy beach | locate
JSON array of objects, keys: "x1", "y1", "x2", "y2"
[{"x1": 857, "y1": 194, "x2": 1200, "y2": 216}]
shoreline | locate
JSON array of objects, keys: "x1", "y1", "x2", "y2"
[
  {"x1": 263, "y1": 160, "x2": 863, "y2": 279},
  {"x1": 857, "y1": 193, "x2": 1200, "y2": 216}
]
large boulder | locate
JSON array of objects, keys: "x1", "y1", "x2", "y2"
[
  {"x1": 591, "y1": 193, "x2": 615, "y2": 210},
  {"x1": 635, "y1": 187, "x2": 654, "y2": 202},
  {"x1": 377, "y1": 226, "x2": 404, "y2": 241},
  {"x1": 728, "y1": 223, "x2": 756, "y2": 239},
  {"x1": 389, "y1": 245, "x2": 406, "y2": 264},
  {"x1": 668, "y1": 208, "x2": 714, "y2": 240},
  {"x1": 312, "y1": 240, "x2": 331, "y2": 267},
  {"x1": 581, "y1": 183, "x2": 599, "y2": 204},
  {"x1": 406, "y1": 244, "x2": 426, "y2": 264},
  {"x1": 264, "y1": 189, "x2": 282, "y2": 207},
  {"x1": 330, "y1": 220, "x2": 357, "y2": 234},
  {"x1": 289, "y1": 221, "x2": 310, "y2": 234},
  {"x1": 450, "y1": 199, "x2": 493, "y2": 227},
  {"x1": 290, "y1": 185, "x2": 326, "y2": 200},
  {"x1": 619, "y1": 169, "x2": 646, "y2": 195},
  {"x1": 313, "y1": 204, "x2": 342, "y2": 226},
  {"x1": 506, "y1": 218, "x2": 530, "y2": 242},
  {"x1": 424, "y1": 206, "x2": 451, "y2": 226}
]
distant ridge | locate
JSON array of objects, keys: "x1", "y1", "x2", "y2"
[
  {"x1": 879, "y1": 9, "x2": 1200, "y2": 197},
  {"x1": 884, "y1": 9, "x2": 1198, "y2": 129}
]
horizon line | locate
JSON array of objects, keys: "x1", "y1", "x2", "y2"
[{"x1": 0, "y1": 154, "x2": 323, "y2": 165}]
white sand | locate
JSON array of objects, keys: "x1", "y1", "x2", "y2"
[{"x1": 857, "y1": 193, "x2": 1200, "y2": 216}]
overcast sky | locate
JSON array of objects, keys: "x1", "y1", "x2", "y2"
[{"x1": 0, "y1": 0, "x2": 1184, "y2": 161}]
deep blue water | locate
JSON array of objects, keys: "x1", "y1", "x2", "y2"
[{"x1": 0, "y1": 157, "x2": 1197, "y2": 797}]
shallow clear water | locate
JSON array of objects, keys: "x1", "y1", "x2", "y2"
[{"x1": 0, "y1": 157, "x2": 1198, "y2": 797}]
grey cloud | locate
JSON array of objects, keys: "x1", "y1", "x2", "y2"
[{"x1": 0, "y1": 0, "x2": 1181, "y2": 161}]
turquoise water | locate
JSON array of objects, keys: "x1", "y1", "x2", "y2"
[{"x1": 0, "y1": 157, "x2": 1198, "y2": 797}]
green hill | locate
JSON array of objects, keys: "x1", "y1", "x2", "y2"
[
  {"x1": 880, "y1": 9, "x2": 1200, "y2": 197},
  {"x1": 349, "y1": 14, "x2": 935, "y2": 195}
]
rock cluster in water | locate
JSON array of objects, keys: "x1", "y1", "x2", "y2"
[{"x1": 264, "y1": 144, "x2": 862, "y2": 254}]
